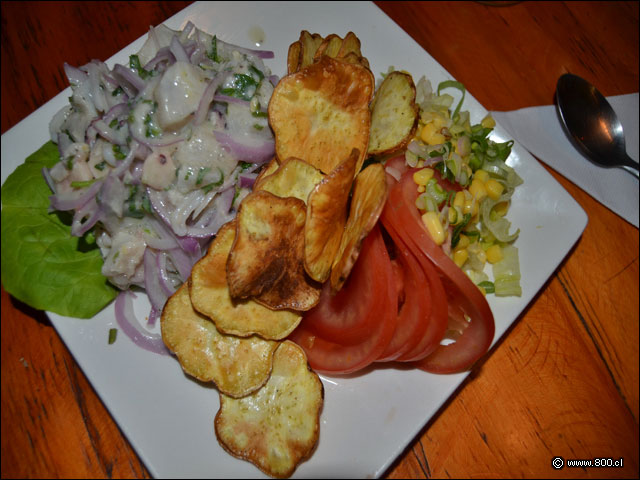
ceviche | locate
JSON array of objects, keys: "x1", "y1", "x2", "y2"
[{"x1": 44, "y1": 22, "x2": 278, "y2": 333}]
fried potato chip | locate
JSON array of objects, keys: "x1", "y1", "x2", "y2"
[
  {"x1": 268, "y1": 55, "x2": 374, "y2": 175},
  {"x1": 254, "y1": 157, "x2": 324, "y2": 203},
  {"x1": 227, "y1": 191, "x2": 320, "y2": 311},
  {"x1": 337, "y1": 31, "x2": 362, "y2": 59},
  {"x1": 190, "y1": 221, "x2": 301, "y2": 340},
  {"x1": 287, "y1": 41, "x2": 301, "y2": 74},
  {"x1": 298, "y1": 30, "x2": 324, "y2": 70},
  {"x1": 330, "y1": 162, "x2": 389, "y2": 292},
  {"x1": 368, "y1": 70, "x2": 419, "y2": 156},
  {"x1": 161, "y1": 283, "x2": 278, "y2": 397},
  {"x1": 304, "y1": 148, "x2": 358, "y2": 283},
  {"x1": 338, "y1": 51, "x2": 370, "y2": 69},
  {"x1": 215, "y1": 340, "x2": 323, "y2": 479},
  {"x1": 254, "y1": 156, "x2": 280, "y2": 186},
  {"x1": 313, "y1": 34, "x2": 343, "y2": 61}
]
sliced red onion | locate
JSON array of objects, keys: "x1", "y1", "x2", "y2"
[
  {"x1": 64, "y1": 63, "x2": 88, "y2": 86},
  {"x1": 239, "y1": 172, "x2": 257, "y2": 189},
  {"x1": 56, "y1": 131, "x2": 73, "y2": 160},
  {"x1": 113, "y1": 64, "x2": 145, "y2": 93},
  {"x1": 89, "y1": 118, "x2": 127, "y2": 146},
  {"x1": 194, "y1": 75, "x2": 225, "y2": 126},
  {"x1": 50, "y1": 178, "x2": 103, "y2": 211},
  {"x1": 114, "y1": 290, "x2": 169, "y2": 355},
  {"x1": 218, "y1": 185, "x2": 236, "y2": 213},
  {"x1": 71, "y1": 197, "x2": 103, "y2": 237},
  {"x1": 102, "y1": 74, "x2": 119, "y2": 89},
  {"x1": 147, "y1": 306, "x2": 161, "y2": 327},
  {"x1": 268, "y1": 74, "x2": 280, "y2": 86},
  {"x1": 175, "y1": 236, "x2": 201, "y2": 256},
  {"x1": 214, "y1": 130, "x2": 274, "y2": 164},
  {"x1": 407, "y1": 139, "x2": 444, "y2": 166},
  {"x1": 83, "y1": 61, "x2": 109, "y2": 113},
  {"x1": 143, "y1": 248, "x2": 169, "y2": 315},
  {"x1": 213, "y1": 93, "x2": 250, "y2": 107},
  {"x1": 111, "y1": 141, "x2": 139, "y2": 177},
  {"x1": 99, "y1": 174, "x2": 127, "y2": 217},
  {"x1": 157, "y1": 251, "x2": 177, "y2": 297},
  {"x1": 129, "y1": 127, "x2": 190, "y2": 149},
  {"x1": 147, "y1": 188, "x2": 173, "y2": 226},
  {"x1": 102, "y1": 102, "x2": 129, "y2": 125},
  {"x1": 168, "y1": 247, "x2": 195, "y2": 282},
  {"x1": 143, "y1": 47, "x2": 175, "y2": 71},
  {"x1": 143, "y1": 228, "x2": 178, "y2": 250},
  {"x1": 169, "y1": 35, "x2": 189, "y2": 63},
  {"x1": 181, "y1": 21, "x2": 195, "y2": 39},
  {"x1": 42, "y1": 167, "x2": 56, "y2": 194}
]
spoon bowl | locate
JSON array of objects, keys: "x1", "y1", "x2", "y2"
[{"x1": 555, "y1": 73, "x2": 638, "y2": 178}]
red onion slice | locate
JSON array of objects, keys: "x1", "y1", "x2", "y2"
[
  {"x1": 212, "y1": 93, "x2": 250, "y2": 107},
  {"x1": 143, "y1": 249, "x2": 170, "y2": 314},
  {"x1": 63, "y1": 63, "x2": 88, "y2": 86},
  {"x1": 49, "y1": 179, "x2": 103, "y2": 211},
  {"x1": 113, "y1": 64, "x2": 146, "y2": 93},
  {"x1": 239, "y1": 172, "x2": 257, "y2": 189},
  {"x1": 114, "y1": 290, "x2": 169, "y2": 355},
  {"x1": 194, "y1": 75, "x2": 225, "y2": 126},
  {"x1": 214, "y1": 130, "x2": 274, "y2": 164},
  {"x1": 71, "y1": 198, "x2": 103, "y2": 237},
  {"x1": 169, "y1": 36, "x2": 189, "y2": 63}
]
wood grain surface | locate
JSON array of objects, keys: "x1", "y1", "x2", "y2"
[{"x1": 1, "y1": 1, "x2": 638, "y2": 478}]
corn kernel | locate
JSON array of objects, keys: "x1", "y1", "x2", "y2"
[
  {"x1": 453, "y1": 191, "x2": 465, "y2": 208},
  {"x1": 456, "y1": 234, "x2": 470, "y2": 250},
  {"x1": 430, "y1": 132, "x2": 446, "y2": 145},
  {"x1": 481, "y1": 114, "x2": 496, "y2": 129},
  {"x1": 473, "y1": 169, "x2": 490, "y2": 184},
  {"x1": 486, "y1": 244, "x2": 503, "y2": 264},
  {"x1": 448, "y1": 207, "x2": 459, "y2": 224},
  {"x1": 463, "y1": 197, "x2": 479, "y2": 217},
  {"x1": 420, "y1": 122, "x2": 446, "y2": 145},
  {"x1": 417, "y1": 185, "x2": 425, "y2": 193},
  {"x1": 468, "y1": 179, "x2": 488, "y2": 201},
  {"x1": 453, "y1": 248, "x2": 468, "y2": 268},
  {"x1": 413, "y1": 167, "x2": 434, "y2": 186},
  {"x1": 485, "y1": 178, "x2": 504, "y2": 200},
  {"x1": 494, "y1": 201, "x2": 509, "y2": 216},
  {"x1": 421, "y1": 211, "x2": 446, "y2": 245},
  {"x1": 420, "y1": 123, "x2": 436, "y2": 143}
]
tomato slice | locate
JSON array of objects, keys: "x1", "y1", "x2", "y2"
[
  {"x1": 383, "y1": 169, "x2": 495, "y2": 373},
  {"x1": 375, "y1": 231, "x2": 432, "y2": 362},
  {"x1": 288, "y1": 225, "x2": 397, "y2": 375},
  {"x1": 381, "y1": 218, "x2": 448, "y2": 362}
]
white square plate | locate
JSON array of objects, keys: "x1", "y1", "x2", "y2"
[{"x1": 1, "y1": 2, "x2": 587, "y2": 478}]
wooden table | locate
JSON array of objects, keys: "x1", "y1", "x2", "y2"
[{"x1": 1, "y1": 1, "x2": 638, "y2": 478}]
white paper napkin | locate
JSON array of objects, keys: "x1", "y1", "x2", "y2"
[{"x1": 492, "y1": 93, "x2": 639, "y2": 228}]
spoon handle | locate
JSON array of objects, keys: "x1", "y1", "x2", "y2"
[{"x1": 620, "y1": 153, "x2": 639, "y2": 179}]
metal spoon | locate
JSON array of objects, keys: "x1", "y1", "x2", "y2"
[{"x1": 556, "y1": 73, "x2": 638, "y2": 179}]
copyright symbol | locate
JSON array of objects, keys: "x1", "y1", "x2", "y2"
[{"x1": 552, "y1": 456, "x2": 564, "y2": 470}]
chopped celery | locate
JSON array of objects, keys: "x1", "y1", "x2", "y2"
[{"x1": 492, "y1": 245, "x2": 522, "y2": 296}]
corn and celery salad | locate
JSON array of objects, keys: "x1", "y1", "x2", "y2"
[{"x1": 406, "y1": 77, "x2": 523, "y2": 297}]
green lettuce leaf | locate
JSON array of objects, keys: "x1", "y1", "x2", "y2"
[{"x1": 1, "y1": 141, "x2": 117, "y2": 318}]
